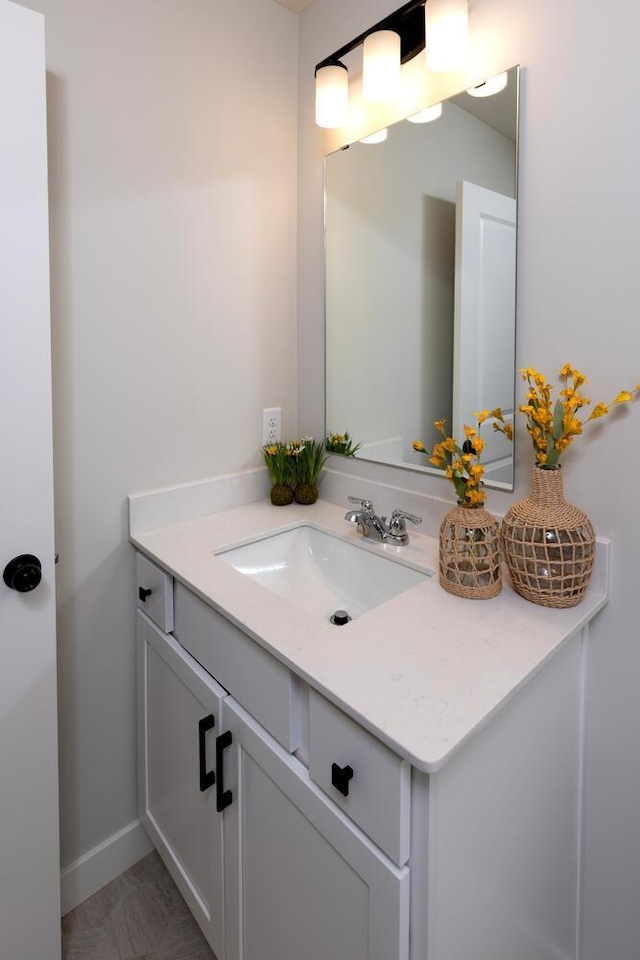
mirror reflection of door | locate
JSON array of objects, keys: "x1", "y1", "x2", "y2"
[
  {"x1": 325, "y1": 65, "x2": 519, "y2": 491},
  {"x1": 453, "y1": 181, "x2": 517, "y2": 486}
]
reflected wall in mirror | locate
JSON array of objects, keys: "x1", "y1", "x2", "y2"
[{"x1": 325, "y1": 65, "x2": 519, "y2": 490}]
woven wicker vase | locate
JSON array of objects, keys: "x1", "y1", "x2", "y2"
[
  {"x1": 501, "y1": 466, "x2": 595, "y2": 608},
  {"x1": 439, "y1": 503, "x2": 502, "y2": 599}
]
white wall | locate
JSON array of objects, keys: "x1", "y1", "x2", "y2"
[
  {"x1": 299, "y1": 1, "x2": 640, "y2": 958},
  {"x1": 16, "y1": 0, "x2": 298, "y2": 876}
]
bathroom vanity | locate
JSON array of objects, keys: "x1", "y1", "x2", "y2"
[{"x1": 130, "y1": 494, "x2": 608, "y2": 960}]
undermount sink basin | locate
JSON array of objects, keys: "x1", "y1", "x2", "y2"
[{"x1": 215, "y1": 524, "x2": 430, "y2": 623}]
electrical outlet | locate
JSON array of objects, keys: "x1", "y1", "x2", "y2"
[{"x1": 262, "y1": 407, "x2": 282, "y2": 445}]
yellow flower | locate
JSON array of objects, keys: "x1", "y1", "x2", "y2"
[
  {"x1": 413, "y1": 439, "x2": 425, "y2": 452},
  {"x1": 587, "y1": 402, "x2": 609, "y2": 421},
  {"x1": 474, "y1": 409, "x2": 490, "y2": 424},
  {"x1": 466, "y1": 489, "x2": 485, "y2": 505},
  {"x1": 429, "y1": 455, "x2": 445, "y2": 467},
  {"x1": 444, "y1": 464, "x2": 453, "y2": 479},
  {"x1": 265, "y1": 445, "x2": 277, "y2": 456},
  {"x1": 433, "y1": 419, "x2": 446, "y2": 434},
  {"x1": 470, "y1": 464, "x2": 484, "y2": 479},
  {"x1": 559, "y1": 363, "x2": 573, "y2": 378},
  {"x1": 472, "y1": 435, "x2": 484, "y2": 454},
  {"x1": 463, "y1": 424, "x2": 476, "y2": 440},
  {"x1": 613, "y1": 390, "x2": 633, "y2": 404},
  {"x1": 442, "y1": 437, "x2": 456, "y2": 453}
]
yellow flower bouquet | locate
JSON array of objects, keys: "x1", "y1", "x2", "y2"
[
  {"x1": 413, "y1": 412, "x2": 509, "y2": 598},
  {"x1": 502, "y1": 364, "x2": 639, "y2": 608},
  {"x1": 519, "y1": 364, "x2": 639, "y2": 469},
  {"x1": 413, "y1": 410, "x2": 510, "y2": 507}
]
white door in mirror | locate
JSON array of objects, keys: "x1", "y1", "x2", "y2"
[{"x1": 453, "y1": 180, "x2": 516, "y2": 484}]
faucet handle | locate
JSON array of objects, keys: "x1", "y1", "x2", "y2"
[
  {"x1": 390, "y1": 508, "x2": 422, "y2": 525},
  {"x1": 387, "y1": 508, "x2": 422, "y2": 545},
  {"x1": 347, "y1": 496, "x2": 374, "y2": 512}
]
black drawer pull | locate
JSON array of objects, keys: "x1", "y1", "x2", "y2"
[
  {"x1": 216, "y1": 731, "x2": 233, "y2": 812},
  {"x1": 138, "y1": 586, "x2": 152, "y2": 603},
  {"x1": 198, "y1": 715, "x2": 216, "y2": 792},
  {"x1": 331, "y1": 762, "x2": 354, "y2": 797}
]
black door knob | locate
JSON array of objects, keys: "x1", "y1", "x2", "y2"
[{"x1": 3, "y1": 555, "x2": 42, "y2": 593}]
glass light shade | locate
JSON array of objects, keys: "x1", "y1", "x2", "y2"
[
  {"x1": 362, "y1": 30, "x2": 401, "y2": 103},
  {"x1": 315, "y1": 63, "x2": 349, "y2": 128},
  {"x1": 467, "y1": 71, "x2": 508, "y2": 97},
  {"x1": 359, "y1": 128, "x2": 388, "y2": 144},
  {"x1": 425, "y1": 0, "x2": 469, "y2": 73},
  {"x1": 407, "y1": 102, "x2": 443, "y2": 123}
]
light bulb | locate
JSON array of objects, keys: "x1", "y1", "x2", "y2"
[
  {"x1": 467, "y1": 72, "x2": 508, "y2": 98},
  {"x1": 362, "y1": 30, "x2": 401, "y2": 103},
  {"x1": 407, "y1": 103, "x2": 443, "y2": 123},
  {"x1": 315, "y1": 62, "x2": 349, "y2": 128},
  {"x1": 425, "y1": 0, "x2": 469, "y2": 73},
  {"x1": 359, "y1": 128, "x2": 388, "y2": 144}
]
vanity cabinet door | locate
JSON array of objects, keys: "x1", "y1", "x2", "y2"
[
  {"x1": 221, "y1": 697, "x2": 410, "y2": 960},
  {"x1": 137, "y1": 610, "x2": 227, "y2": 959}
]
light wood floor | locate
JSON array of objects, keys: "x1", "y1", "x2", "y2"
[{"x1": 61, "y1": 851, "x2": 216, "y2": 960}]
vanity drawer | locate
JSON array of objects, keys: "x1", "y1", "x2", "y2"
[
  {"x1": 173, "y1": 582, "x2": 299, "y2": 752},
  {"x1": 308, "y1": 689, "x2": 410, "y2": 867},
  {"x1": 136, "y1": 553, "x2": 174, "y2": 632}
]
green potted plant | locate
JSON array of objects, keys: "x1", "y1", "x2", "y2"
[
  {"x1": 325, "y1": 431, "x2": 361, "y2": 457},
  {"x1": 262, "y1": 442, "x2": 295, "y2": 506},
  {"x1": 290, "y1": 437, "x2": 328, "y2": 505}
]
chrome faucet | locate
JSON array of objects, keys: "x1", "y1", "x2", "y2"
[{"x1": 345, "y1": 497, "x2": 422, "y2": 545}]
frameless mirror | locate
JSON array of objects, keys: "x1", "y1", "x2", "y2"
[{"x1": 325, "y1": 65, "x2": 519, "y2": 489}]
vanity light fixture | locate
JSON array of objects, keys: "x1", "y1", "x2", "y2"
[
  {"x1": 314, "y1": 1, "x2": 426, "y2": 129},
  {"x1": 359, "y1": 128, "x2": 388, "y2": 144},
  {"x1": 467, "y1": 71, "x2": 508, "y2": 97},
  {"x1": 315, "y1": 61, "x2": 349, "y2": 129},
  {"x1": 363, "y1": 30, "x2": 402, "y2": 103},
  {"x1": 425, "y1": 0, "x2": 469, "y2": 72},
  {"x1": 314, "y1": 0, "x2": 473, "y2": 128},
  {"x1": 407, "y1": 102, "x2": 443, "y2": 123}
]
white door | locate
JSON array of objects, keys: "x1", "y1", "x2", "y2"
[
  {"x1": 453, "y1": 180, "x2": 516, "y2": 482},
  {"x1": 0, "y1": 2, "x2": 61, "y2": 958},
  {"x1": 222, "y1": 698, "x2": 409, "y2": 960}
]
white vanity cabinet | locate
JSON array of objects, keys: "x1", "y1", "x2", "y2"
[
  {"x1": 136, "y1": 557, "x2": 410, "y2": 960},
  {"x1": 135, "y1": 545, "x2": 595, "y2": 960}
]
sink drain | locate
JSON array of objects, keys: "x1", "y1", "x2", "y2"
[{"x1": 330, "y1": 609, "x2": 352, "y2": 626}]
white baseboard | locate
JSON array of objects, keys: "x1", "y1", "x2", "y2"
[{"x1": 60, "y1": 818, "x2": 153, "y2": 916}]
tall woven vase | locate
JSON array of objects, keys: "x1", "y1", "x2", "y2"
[
  {"x1": 439, "y1": 503, "x2": 502, "y2": 599},
  {"x1": 501, "y1": 466, "x2": 595, "y2": 608}
]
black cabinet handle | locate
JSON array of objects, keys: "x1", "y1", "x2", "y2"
[
  {"x1": 331, "y1": 762, "x2": 354, "y2": 797},
  {"x1": 215, "y1": 731, "x2": 233, "y2": 811},
  {"x1": 198, "y1": 715, "x2": 216, "y2": 792},
  {"x1": 138, "y1": 587, "x2": 152, "y2": 603}
]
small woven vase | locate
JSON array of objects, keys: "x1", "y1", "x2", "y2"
[
  {"x1": 501, "y1": 466, "x2": 595, "y2": 608},
  {"x1": 439, "y1": 502, "x2": 502, "y2": 599}
]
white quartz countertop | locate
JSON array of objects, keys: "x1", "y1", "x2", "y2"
[{"x1": 130, "y1": 498, "x2": 608, "y2": 773}]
